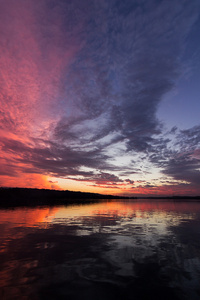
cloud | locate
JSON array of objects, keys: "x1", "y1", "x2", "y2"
[
  {"x1": 163, "y1": 155, "x2": 200, "y2": 185},
  {"x1": 0, "y1": 0, "x2": 200, "y2": 193},
  {"x1": 0, "y1": 0, "x2": 81, "y2": 137},
  {"x1": 125, "y1": 179, "x2": 134, "y2": 185},
  {"x1": 50, "y1": 0, "x2": 200, "y2": 156},
  {"x1": 145, "y1": 125, "x2": 200, "y2": 187},
  {"x1": 162, "y1": 126, "x2": 200, "y2": 186},
  {"x1": 178, "y1": 126, "x2": 200, "y2": 151},
  {"x1": 0, "y1": 136, "x2": 112, "y2": 177},
  {"x1": 0, "y1": 133, "x2": 136, "y2": 188}
]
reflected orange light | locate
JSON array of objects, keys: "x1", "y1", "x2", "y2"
[
  {"x1": 0, "y1": 206, "x2": 58, "y2": 228},
  {"x1": 52, "y1": 200, "x2": 200, "y2": 221}
]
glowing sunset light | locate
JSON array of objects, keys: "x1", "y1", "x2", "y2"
[
  {"x1": 0, "y1": 206, "x2": 58, "y2": 228},
  {"x1": 0, "y1": 0, "x2": 200, "y2": 196}
]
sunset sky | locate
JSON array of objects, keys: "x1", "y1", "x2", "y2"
[{"x1": 0, "y1": 0, "x2": 200, "y2": 196}]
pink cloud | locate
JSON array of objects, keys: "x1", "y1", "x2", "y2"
[{"x1": 0, "y1": 0, "x2": 81, "y2": 137}]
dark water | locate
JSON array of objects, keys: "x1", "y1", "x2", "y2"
[{"x1": 0, "y1": 200, "x2": 200, "y2": 300}]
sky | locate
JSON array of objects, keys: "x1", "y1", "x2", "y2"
[{"x1": 0, "y1": 0, "x2": 200, "y2": 196}]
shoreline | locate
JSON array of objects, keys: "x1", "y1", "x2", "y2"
[{"x1": 0, "y1": 187, "x2": 200, "y2": 208}]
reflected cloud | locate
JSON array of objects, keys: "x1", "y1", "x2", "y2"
[{"x1": 0, "y1": 201, "x2": 200, "y2": 299}]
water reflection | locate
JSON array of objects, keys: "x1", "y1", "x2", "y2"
[{"x1": 0, "y1": 200, "x2": 200, "y2": 300}]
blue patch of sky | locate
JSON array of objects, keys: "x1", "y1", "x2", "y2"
[{"x1": 157, "y1": 14, "x2": 200, "y2": 130}]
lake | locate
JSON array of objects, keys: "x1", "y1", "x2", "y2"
[{"x1": 0, "y1": 199, "x2": 200, "y2": 300}]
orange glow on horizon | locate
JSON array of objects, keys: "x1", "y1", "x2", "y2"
[
  {"x1": 0, "y1": 174, "x2": 60, "y2": 190},
  {"x1": 0, "y1": 171, "x2": 199, "y2": 196}
]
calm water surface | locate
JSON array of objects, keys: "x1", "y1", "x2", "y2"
[{"x1": 0, "y1": 200, "x2": 200, "y2": 300}]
